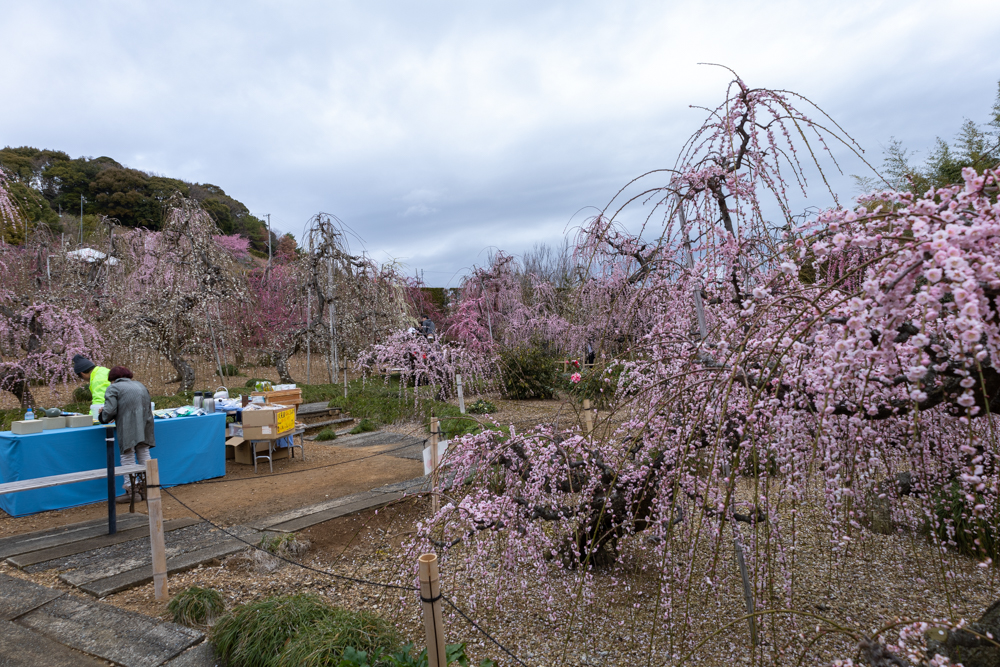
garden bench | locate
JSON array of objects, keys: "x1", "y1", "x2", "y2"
[{"x1": 0, "y1": 464, "x2": 146, "y2": 496}]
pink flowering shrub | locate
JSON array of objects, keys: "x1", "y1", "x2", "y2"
[
  {"x1": 356, "y1": 330, "x2": 497, "y2": 401},
  {"x1": 412, "y1": 75, "x2": 1000, "y2": 664}
]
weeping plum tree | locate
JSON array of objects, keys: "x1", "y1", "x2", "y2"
[
  {"x1": 417, "y1": 74, "x2": 1000, "y2": 664},
  {"x1": 105, "y1": 197, "x2": 248, "y2": 392},
  {"x1": 297, "y1": 213, "x2": 411, "y2": 382},
  {"x1": 0, "y1": 169, "x2": 102, "y2": 406}
]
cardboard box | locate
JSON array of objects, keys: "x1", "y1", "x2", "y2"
[
  {"x1": 242, "y1": 405, "x2": 296, "y2": 434},
  {"x1": 11, "y1": 420, "x2": 44, "y2": 435},
  {"x1": 250, "y1": 388, "x2": 303, "y2": 410},
  {"x1": 40, "y1": 416, "x2": 67, "y2": 430},
  {"x1": 226, "y1": 436, "x2": 291, "y2": 465},
  {"x1": 242, "y1": 425, "x2": 294, "y2": 440},
  {"x1": 67, "y1": 415, "x2": 93, "y2": 428}
]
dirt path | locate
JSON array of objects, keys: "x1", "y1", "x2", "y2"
[{"x1": 0, "y1": 440, "x2": 423, "y2": 538}]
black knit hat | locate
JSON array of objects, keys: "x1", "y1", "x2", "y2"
[{"x1": 73, "y1": 354, "x2": 96, "y2": 376}]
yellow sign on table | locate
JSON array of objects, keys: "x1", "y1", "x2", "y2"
[{"x1": 275, "y1": 407, "x2": 295, "y2": 434}]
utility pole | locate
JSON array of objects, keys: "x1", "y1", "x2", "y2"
[
  {"x1": 80, "y1": 194, "x2": 85, "y2": 245},
  {"x1": 266, "y1": 213, "x2": 271, "y2": 264}
]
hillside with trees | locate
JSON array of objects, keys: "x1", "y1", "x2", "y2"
[{"x1": 0, "y1": 147, "x2": 274, "y2": 252}]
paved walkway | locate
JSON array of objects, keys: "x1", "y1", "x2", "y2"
[{"x1": 0, "y1": 429, "x2": 434, "y2": 666}]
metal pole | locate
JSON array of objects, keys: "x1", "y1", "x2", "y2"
[
  {"x1": 680, "y1": 205, "x2": 708, "y2": 340},
  {"x1": 734, "y1": 535, "x2": 758, "y2": 646},
  {"x1": 267, "y1": 213, "x2": 271, "y2": 264},
  {"x1": 328, "y1": 252, "x2": 335, "y2": 383},
  {"x1": 306, "y1": 286, "x2": 311, "y2": 384},
  {"x1": 106, "y1": 426, "x2": 117, "y2": 535},
  {"x1": 478, "y1": 278, "x2": 494, "y2": 343},
  {"x1": 80, "y1": 195, "x2": 84, "y2": 245},
  {"x1": 307, "y1": 233, "x2": 314, "y2": 384}
]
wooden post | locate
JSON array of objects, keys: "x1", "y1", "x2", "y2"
[
  {"x1": 418, "y1": 553, "x2": 446, "y2": 667},
  {"x1": 344, "y1": 367, "x2": 348, "y2": 398},
  {"x1": 582, "y1": 399, "x2": 593, "y2": 435},
  {"x1": 430, "y1": 418, "x2": 440, "y2": 515},
  {"x1": 105, "y1": 426, "x2": 117, "y2": 535},
  {"x1": 563, "y1": 360, "x2": 568, "y2": 373},
  {"x1": 734, "y1": 536, "x2": 758, "y2": 646},
  {"x1": 456, "y1": 374, "x2": 465, "y2": 414},
  {"x1": 145, "y1": 459, "x2": 168, "y2": 601}
]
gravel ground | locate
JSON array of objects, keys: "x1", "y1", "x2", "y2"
[{"x1": 3, "y1": 395, "x2": 997, "y2": 666}]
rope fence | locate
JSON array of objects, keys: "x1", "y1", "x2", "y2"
[{"x1": 161, "y1": 488, "x2": 529, "y2": 666}]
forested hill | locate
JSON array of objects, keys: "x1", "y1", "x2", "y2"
[{"x1": 0, "y1": 146, "x2": 272, "y2": 251}]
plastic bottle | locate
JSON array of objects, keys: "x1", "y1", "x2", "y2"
[
  {"x1": 193, "y1": 392, "x2": 203, "y2": 409},
  {"x1": 24, "y1": 407, "x2": 34, "y2": 420}
]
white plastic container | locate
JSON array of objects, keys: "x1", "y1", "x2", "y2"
[{"x1": 90, "y1": 404, "x2": 104, "y2": 420}]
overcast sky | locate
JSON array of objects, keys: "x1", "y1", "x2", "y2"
[{"x1": 2, "y1": 1, "x2": 998, "y2": 286}]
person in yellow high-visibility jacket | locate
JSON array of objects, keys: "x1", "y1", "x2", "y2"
[{"x1": 73, "y1": 355, "x2": 111, "y2": 407}]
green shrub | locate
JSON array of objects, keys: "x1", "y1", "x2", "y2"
[
  {"x1": 212, "y1": 593, "x2": 399, "y2": 667},
  {"x1": 499, "y1": 346, "x2": 558, "y2": 400},
  {"x1": 1, "y1": 409, "x2": 21, "y2": 432},
  {"x1": 73, "y1": 386, "x2": 92, "y2": 403},
  {"x1": 315, "y1": 428, "x2": 337, "y2": 441},
  {"x1": 258, "y1": 533, "x2": 310, "y2": 558},
  {"x1": 218, "y1": 364, "x2": 242, "y2": 377},
  {"x1": 561, "y1": 362, "x2": 623, "y2": 409},
  {"x1": 466, "y1": 398, "x2": 497, "y2": 415},
  {"x1": 327, "y1": 379, "x2": 481, "y2": 439},
  {"x1": 927, "y1": 480, "x2": 999, "y2": 560},
  {"x1": 299, "y1": 383, "x2": 344, "y2": 404},
  {"x1": 168, "y1": 586, "x2": 225, "y2": 628},
  {"x1": 339, "y1": 642, "x2": 496, "y2": 666},
  {"x1": 277, "y1": 608, "x2": 400, "y2": 667},
  {"x1": 350, "y1": 419, "x2": 378, "y2": 435}
]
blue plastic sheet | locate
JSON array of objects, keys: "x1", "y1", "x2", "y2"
[{"x1": 0, "y1": 413, "x2": 226, "y2": 517}]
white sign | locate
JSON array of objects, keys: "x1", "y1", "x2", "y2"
[{"x1": 422, "y1": 439, "x2": 450, "y2": 476}]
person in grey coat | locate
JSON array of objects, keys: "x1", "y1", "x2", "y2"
[{"x1": 97, "y1": 366, "x2": 155, "y2": 501}]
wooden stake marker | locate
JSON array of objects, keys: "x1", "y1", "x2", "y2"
[
  {"x1": 583, "y1": 399, "x2": 594, "y2": 434},
  {"x1": 430, "y1": 418, "x2": 440, "y2": 515},
  {"x1": 419, "y1": 553, "x2": 446, "y2": 667},
  {"x1": 145, "y1": 458, "x2": 168, "y2": 601}
]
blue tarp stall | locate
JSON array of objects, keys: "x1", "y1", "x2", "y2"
[{"x1": 0, "y1": 413, "x2": 226, "y2": 517}]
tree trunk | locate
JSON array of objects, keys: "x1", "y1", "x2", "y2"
[
  {"x1": 274, "y1": 350, "x2": 295, "y2": 384},
  {"x1": 166, "y1": 352, "x2": 196, "y2": 393},
  {"x1": 0, "y1": 366, "x2": 35, "y2": 409}
]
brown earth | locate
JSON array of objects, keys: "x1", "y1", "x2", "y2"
[{"x1": 0, "y1": 440, "x2": 424, "y2": 538}]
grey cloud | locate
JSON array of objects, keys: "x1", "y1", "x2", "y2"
[{"x1": 2, "y1": 1, "x2": 999, "y2": 286}]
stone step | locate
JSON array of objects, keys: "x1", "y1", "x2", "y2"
[
  {"x1": 57, "y1": 523, "x2": 244, "y2": 586},
  {"x1": 302, "y1": 417, "x2": 354, "y2": 433},
  {"x1": 0, "y1": 514, "x2": 149, "y2": 560},
  {"x1": 0, "y1": 619, "x2": 106, "y2": 667},
  {"x1": 7, "y1": 517, "x2": 202, "y2": 569},
  {"x1": 79, "y1": 536, "x2": 249, "y2": 598},
  {"x1": 0, "y1": 572, "x2": 64, "y2": 621},
  {"x1": 18, "y1": 594, "x2": 203, "y2": 667}
]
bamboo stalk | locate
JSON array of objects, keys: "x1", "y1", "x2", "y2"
[
  {"x1": 418, "y1": 553, "x2": 446, "y2": 667},
  {"x1": 583, "y1": 398, "x2": 593, "y2": 434}
]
